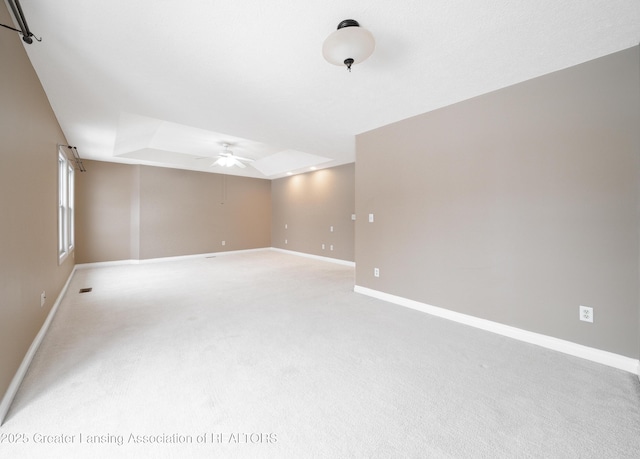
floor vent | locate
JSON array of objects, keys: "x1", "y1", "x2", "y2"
[{"x1": 79, "y1": 288, "x2": 93, "y2": 293}]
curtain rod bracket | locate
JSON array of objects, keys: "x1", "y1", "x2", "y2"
[
  {"x1": 4, "y1": 0, "x2": 41, "y2": 44},
  {"x1": 58, "y1": 144, "x2": 87, "y2": 172}
]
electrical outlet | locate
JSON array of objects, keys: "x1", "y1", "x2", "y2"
[
  {"x1": 221, "y1": 240, "x2": 225, "y2": 246},
  {"x1": 40, "y1": 291, "x2": 46, "y2": 307},
  {"x1": 285, "y1": 224, "x2": 288, "y2": 229},
  {"x1": 285, "y1": 239, "x2": 288, "y2": 244},
  {"x1": 322, "y1": 244, "x2": 325, "y2": 250},
  {"x1": 374, "y1": 268, "x2": 380, "y2": 277},
  {"x1": 579, "y1": 305, "x2": 593, "y2": 323},
  {"x1": 368, "y1": 213, "x2": 374, "y2": 223},
  {"x1": 330, "y1": 226, "x2": 334, "y2": 232},
  {"x1": 330, "y1": 245, "x2": 334, "y2": 251}
]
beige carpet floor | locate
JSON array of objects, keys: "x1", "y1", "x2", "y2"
[{"x1": 1, "y1": 250, "x2": 639, "y2": 458}]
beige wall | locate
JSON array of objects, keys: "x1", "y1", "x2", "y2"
[
  {"x1": 0, "y1": 3, "x2": 74, "y2": 408},
  {"x1": 78, "y1": 161, "x2": 353, "y2": 264},
  {"x1": 356, "y1": 47, "x2": 640, "y2": 358},
  {"x1": 139, "y1": 166, "x2": 271, "y2": 259},
  {"x1": 76, "y1": 162, "x2": 271, "y2": 263},
  {"x1": 272, "y1": 164, "x2": 355, "y2": 262},
  {"x1": 75, "y1": 160, "x2": 134, "y2": 263}
]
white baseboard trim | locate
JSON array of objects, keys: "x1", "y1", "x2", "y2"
[
  {"x1": 74, "y1": 259, "x2": 139, "y2": 269},
  {"x1": 74, "y1": 247, "x2": 356, "y2": 270},
  {"x1": 270, "y1": 248, "x2": 355, "y2": 267},
  {"x1": 137, "y1": 247, "x2": 270, "y2": 264},
  {"x1": 354, "y1": 285, "x2": 640, "y2": 376},
  {"x1": 75, "y1": 247, "x2": 272, "y2": 269},
  {"x1": 0, "y1": 268, "x2": 76, "y2": 426}
]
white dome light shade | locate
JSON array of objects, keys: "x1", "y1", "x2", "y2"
[{"x1": 322, "y1": 20, "x2": 375, "y2": 71}]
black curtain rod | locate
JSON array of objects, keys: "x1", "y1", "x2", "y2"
[
  {"x1": 59, "y1": 144, "x2": 87, "y2": 172},
  {"x1": 5, "y1": 0, "x2": 41, "y2": 44}
]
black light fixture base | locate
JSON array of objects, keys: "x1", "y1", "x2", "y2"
[
  {"x1": 337, "y1": 19, "x2": 360, "y2": 30},
  {"x1": 343, "y1": 58, "x2": 355, "y2": 72}
]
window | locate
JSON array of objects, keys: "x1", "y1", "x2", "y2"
[{"x1": 58, "y1": 148, "x2": 74, "y2": 263}]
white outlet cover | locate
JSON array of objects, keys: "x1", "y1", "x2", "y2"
[
  {"x1": 579, "y1": 305, "x2": 593, "y2": 323},
  {"x1": 368, "y1": 213, "x2": 374, "y2": 223},
  {"x1": 330, "y1": 226, "x2": 333, "y2": 232},
  {"x1": 374, "y1": 268, "x2": 380, "y2": 277},
  {"x1": 351, "y1": 214, "x2": 356, "y2": 221},
  {"x1": 330, "y1": 245, "x2": 333, "y2": 251}
]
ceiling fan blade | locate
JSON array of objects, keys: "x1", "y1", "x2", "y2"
[
  {"x1": 233, "y1": 155, "x2": 254, "y2": 163},
  {"x1": 232, "y1": 157, "x2": 246, "y2": 168}
]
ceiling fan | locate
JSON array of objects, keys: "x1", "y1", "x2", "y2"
[{"x1": 211, "y1": 143, "x2": 254, "y2": 169}]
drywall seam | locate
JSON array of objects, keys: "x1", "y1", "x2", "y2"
[
  {"x1": 354, "y1": 285, "x2": 639, "y2": 375},
  {"x1": 0, "y1": 267, "x2": 76, "y2": 426}
]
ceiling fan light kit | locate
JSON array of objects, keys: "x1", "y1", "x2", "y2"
[
  {"x1": 211, "y1": 143, "x2": 253, "y2": 169},
  {"x1": 213, "y1": 156, "x2": 242, "y2": 168},
  {"x1": 322, "y1": 19, "x2": 375, "y2": 72}
]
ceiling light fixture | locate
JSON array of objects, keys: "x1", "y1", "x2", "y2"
[
  {"x1": 211, "y1": 143, "x2": 254, "y2": 169},
  {"x1": 322, "y1": 19, "x2": 375, "y2": 72}
]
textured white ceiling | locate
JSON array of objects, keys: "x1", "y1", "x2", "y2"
[{"x1": 10, "y1": 0, "x2": 640, "y2": 179}]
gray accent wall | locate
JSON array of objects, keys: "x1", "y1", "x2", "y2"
[
  {"x1": 0, "y1": 3, "x2": 74, "y2": 408},
  {"x1": 356, "y1": 47, "x2": 640, "y2": 358},
  {"x1": 76, "y1": 161, "x2": 271, "y2": 263},
  {"x1": 272, "y1": 164, "x2": 355, "y2": 262}
]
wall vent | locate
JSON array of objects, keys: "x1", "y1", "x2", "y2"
[{"x1": 79, "y1": 288, "x2": 92, "y2": 293}]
